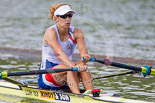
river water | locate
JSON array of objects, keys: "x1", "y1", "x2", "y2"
[{"x1": 0, "y1": 0, "x2": 155, "y2": 102}]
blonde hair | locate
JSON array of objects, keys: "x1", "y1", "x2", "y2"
[{"x1": 49, "y1": 3, "x2": 72, "y2": 20}]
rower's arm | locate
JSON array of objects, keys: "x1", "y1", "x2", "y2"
[
  {"x1": 74, "y1": 28, "x2": 88, "y2": 58},
  {"x1": 45, "y1": 28, "x2": 75, "y2": 68}
]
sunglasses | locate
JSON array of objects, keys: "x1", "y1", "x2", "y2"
[{"x1": 58, "y1": 14, "x2": 73, "y2": 19}]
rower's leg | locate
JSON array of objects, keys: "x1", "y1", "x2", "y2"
[
  {"x1": 67, "y1": 71, "x2": 80, "y2": 94},
  {"x1": 79, "y1": 69, "x2": 94, "y2": 90},
  {"x1": 53, "y1": 64, "x2": 80, "y2": 94}
]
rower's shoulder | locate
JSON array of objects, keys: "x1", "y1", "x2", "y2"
[
  {"x1": 46, "y1": 27, "x2": 56, "y2": 34},
  {"x1": 43, "y1": 27, "x2": 57, "y2": 44},
  {"x1": 44, "y1": 27, "x2": 57, "y2": 37},
  {"x1": 74, "y1": 28, "x2": 84, "y2": 36}
]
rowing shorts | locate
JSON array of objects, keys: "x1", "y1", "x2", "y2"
[{"x1": 38, "y1": 60, "x2": 69, "y2": 90}]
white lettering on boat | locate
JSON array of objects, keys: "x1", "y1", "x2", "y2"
[{"x1": 54, "y1": 92, "x2": 70, "y2": 102}]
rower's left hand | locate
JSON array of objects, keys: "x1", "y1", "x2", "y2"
[
  {"x1": 81, "y1": 54, "x2": 91, "y2": 63},
  {"x1": 75, "y1": 63, "x2": 88, "y2": 72}
]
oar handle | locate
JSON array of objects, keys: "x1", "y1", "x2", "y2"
[
  {"x1": 72, "y1": 67, "x2": 78, "y2": 71},
  {"x1": 89, "y1": 57, "x2": 110, "y2": 65},
  {"x1": 89, "y1": 57, "x2": 96, "y2": 62}
]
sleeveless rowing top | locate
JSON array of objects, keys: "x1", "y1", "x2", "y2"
[{"x1": 41, "y1": 24, "x2": 76, "y2": 65}]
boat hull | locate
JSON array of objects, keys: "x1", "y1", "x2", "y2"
[{"x1": 0, "y1": 81, "x2": 151, "y2": 103}]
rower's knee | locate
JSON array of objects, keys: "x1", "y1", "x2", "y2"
[{"x1": 67, "y1": 71, "x2": 78, "y2": 73}]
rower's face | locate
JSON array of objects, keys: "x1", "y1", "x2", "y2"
[{"x1": 56, "y1": 12, "x2": 73, "y2": 29}]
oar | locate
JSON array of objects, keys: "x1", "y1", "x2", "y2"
[
  {"x1": 0, "y1": 67, "x2": 78, "y2": 79},
  {"x1": 89, "y1": 57, "x2": 155, "y2": 76},
  {"x1": 22, "y1": 71, "x2": 138, "y2": 85},
  {"x1": 93, "y1": 71, "x2": 138, "y2": 80}
]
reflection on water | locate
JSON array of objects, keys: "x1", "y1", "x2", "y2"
[{"x1": 0, "y1": 54, "x2": 155, "y2": 102}]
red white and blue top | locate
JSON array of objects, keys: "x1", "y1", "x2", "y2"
[{"x1": 41, "y1": 24, "x2": 76, "y2": 68}]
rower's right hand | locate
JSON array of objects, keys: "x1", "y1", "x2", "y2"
[
  {"x1": 75, "y1": 64, "x2": 88, "y2": 72},
  {"x1": 81, "y1": 54, "x2": 91, "y2": 63}
]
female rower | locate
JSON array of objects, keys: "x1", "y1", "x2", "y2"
[{"x1": 38, "y1": 3, "x2": 94, "y2": 94}]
